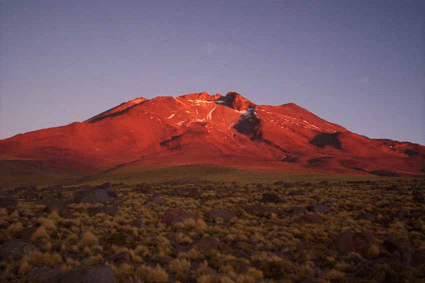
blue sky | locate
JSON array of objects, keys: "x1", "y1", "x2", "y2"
[{"x1": 1, "y1": 0, "x2": 424, "y2": 144}]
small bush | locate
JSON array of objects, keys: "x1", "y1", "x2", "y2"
[
  {"x1": 7, "y1": 221, "x2": 23, "y2": 235},
  {"x1": 81, "y1": 231, "x2": 98, "y2": 246},
  {"x1": 84, "y1": 254, "x2": 103, "y2": 266},
  {"x1": 169, "y1": 258, "x2": 191, "y2": 280},
  {"x1": 31, "y1": 226, "x2": 49, "y2": 242},
  {"x1": 39, "y1": 217, "x2": 56, "y2": 231},
  {"x1": 151, "y1": 264, "x2": 168, "y2": 283}
]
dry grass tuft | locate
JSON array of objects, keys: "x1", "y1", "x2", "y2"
[
  {"x1": 169, "y1": 258, "x2": 191, "y2": 280},
  {"x1": 81, "y1": 231, "x2": 98, "y2": 246},
  {"x1": 31, "y1": 226, "x2": 50, "y2": 242}
]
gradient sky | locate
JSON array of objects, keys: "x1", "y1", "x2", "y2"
[{"x1": 1, "y1": 0, "x2": 424, "y2": 144}]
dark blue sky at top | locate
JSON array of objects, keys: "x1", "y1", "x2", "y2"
[{"x1": 1, "y1": 0, "x2": 424, "y2": 144}]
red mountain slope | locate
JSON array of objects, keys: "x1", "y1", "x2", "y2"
[{"x1": 0, "y1": 91, "x2": 424, "y2": 178}]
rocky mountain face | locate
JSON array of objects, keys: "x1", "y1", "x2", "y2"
[{"x1": 0, "y1": 91, "x2": 424, "y2": 177}]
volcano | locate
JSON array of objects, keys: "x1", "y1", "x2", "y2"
[{"x1": 1, "y1": 91, "x2": 424, "y2": 182}]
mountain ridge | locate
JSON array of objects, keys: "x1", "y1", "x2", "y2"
[{"x1": 0, "y1": 91, "x2": 424, "y2": 183}]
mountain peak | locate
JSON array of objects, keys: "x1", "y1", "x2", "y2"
[
  {"x1": 214, "y1": 91, "x2": 256, "y2": 111},
  {"x1": 180, "y1": 92, "x2": 222, "y2": 101}
]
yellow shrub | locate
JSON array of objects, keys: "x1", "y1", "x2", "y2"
[
  {"x1": 69, "y1": 245, "x2": 79, "y2": 253},
  {"x1": 18, "y1": 260, "x2": 32, "y2": 275},
  {"x1": 10, "y1": 210, "x2": 19, "y2": 219},
  {"x1": 7, "y1": 221, "x2": 23, "y2": 234},
  {"x1": 151, "y1": 264, "x2": 169, "y2": 283},
  {"x1": 83, "y1": 246, "x2": 92, "y2": 256},
  {"x1": 175, "y1": 232, "x2": 191, "y2": 244},
  {"x1": 246, "y1": 267, "x2": 263, "y2": 281},
  {"x1": 48, "y1": 211, "x2": 61, "y2": 222},
  {"x1": 325, "y1": 269, "x2": 346, "y2": 280},
  {"x1": 115, "y1": 263, "x2": 133, "y2": 281},
  {"x1": 31, "y1": 226, "x2": 50, "y2": 242},
  {"x1": 39, "y1": 217, "x2": 56, "y2": 231},
  {"x1": 66, "y1": 233, "x2": 79, "y2": 245},
  {"x1": 81, "y1": 231, "x2": 98, "y2": 246},
  {"x1": 219, "y1": 275, "x2": 234, "y2": 283},
  {"x1": 61, "y1": 257, "x2": 80, "y2": 273},
  {"x1": 23, "y1": 251, "x2": 62, "y2": 267},
  {"x1": 169, "y1": 258, "x2": 191, "y2": 280},
  {"x1": 366, "y1": 244, "x2": 380, "y2": 259},
  {"x1": 85, "y1": 254, "x2": 103, "y2": 266}
]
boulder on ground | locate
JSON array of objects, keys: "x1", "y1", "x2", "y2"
[
  {"x1": 306, "y1": 204, "x2": 329, "y2": 213},
  {"x1": 244, "y1": 205, "x2": 279, "y2": 217},
  {"x1": 412, "y1": 189, "x2": 425, "y2": 203},
  {"x1": 60, "y1": 264, "x2": 118, "y2": 283},
  {"x1": 161, "y1": 209, "x2": 195, "y2": 225},
  {"x1": 73, "y1": 188, "x2": 109, "y2": 204},
  {"x1": 335, "y1": 231, "x2": 376, "y2": 258},
  {"x1": 0, "y1": 240, "x2": 35, "y2": 260},
  {"x1": 192, "y1": 237, "x2": 219, "y2": 251},
  {"x1": 292, "y1": 206, "x2": 308, "y2": 215},
  {"x1": 0, "y1": 196, "x2": 18, "y2": 209},
  {"x1": 88, "y1": 206, "x2": 118, "y2": 216},
  {"x1": 26, "y1": 266, "x2": 62, "y2": 283},
  {"x1": 260, "y1": 193, "x2": 282, "y2": 203},
  {"x1": 299, "y1": 213, "x2": 323, "y2": 224},
  {"x1": 205, "y1": 208, "x2": 235, "y2": 221}
]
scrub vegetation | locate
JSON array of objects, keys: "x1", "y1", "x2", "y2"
[{"x1": 0, "y1": 176, "x2": 424, "y2": 282}]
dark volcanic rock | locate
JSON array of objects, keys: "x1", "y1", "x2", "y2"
[
  {"x1": 411, "y1": 249, "x2": 425, "y2": 271},
  {"x1": 21, "y1": 190, "x2": 38, "y2": 199},
  {"x1": 127, "y1": 217, "x2": 143, "y2": 228},
  {"x1": 172, "y1": 187, "x2": 202, "y2": 198},
  {"x1": 386, "y1": 185, "x2": 401, "y2": 191},
  {"x1": 309, "y1": 132, "x2": 342, "y2": 149},
  {"x1": 383, "y1": 239, "x2": 399, "y2": 254},
  {"x1": 0, "y1": 196, "x2": 18, "y2": 209},
  {"x1": 244, "y1": 205, "x2": 279, "y2": 217},
  {"x1": 298, "y1": 214, "x2": 323, "y2": 224},
  {"x1": 357, "y1": 212, "x2": 376, "y2": 222},
  {"x1": 146, "y1": 195, "x2": 166, "y2": 205},
  {"x1": 306, "y1": 204, "x2": 329, "y2": 213},
  {"x1": 335, "y1": 231, "x2": 376, "y2": 258},
  {"x1": 233, "y1": 107, "x2": 262, "y2": 138},
  {"x1": 0, "y1": 219, "x2": 9, "y2": 229},
  {"x1": 37, "y1": 199, "x2": 68, "y2": 213},
  {"x1": 291, "y1": 206, "x2": 308, "y2": 215},
  {"x1": 106, "y1": 251, "x2": 132, "y2": 265},
  {"x1": 274, "y1": 181, "x2": 296, "y2": 188},
  {"x1": 282, "y1": 182, "x2": 297, "y2": 188},
  {"x1": 288, "y1": 189, "x2": 310, "y2": 196},
  {"x1": 370, "y1": 170, "x2": 400, "y2": 177},
  {"x1": 73, "y1": 188, "x2": 109, "y2": 204},
  {"x1": 0, "y1": 240, "x2": 35, "y2": 260},
  {"x1": 18, "y1": 227, "x2": 38, "y2": 241},
  {"x1": 41, "y1": 184, "x2": 62, "y2": 192},
  {"x1": 260, "y1": 193, "x2": 282, "y2": 203},
  {"x1": 60, "y1": 264, "x2": 118, "y2": 283},
  {"x1": 97, "y1": 182, "x2": 118, "y2": 198},
  {"x1": 88, "y1": 206, "x2": 118, "y2": 216},
  {"x1": 161, "y1": 209, "x2": 195, "y2": 225},
  {"x1": 412, "y1": 189, "x2": 425, "y2": 203},
  {"x1": 205, "y1": 208, "x2": 235, "y2": 221},
  {"x1": 192, "y1": 237, "x2": 219, "y2": 251},
  {"x1": 132, "y1": 184, "x2": 153, "y2": 194},
  {"x1": 27, "y1": 266, "x2": 62, "y2": 283}
]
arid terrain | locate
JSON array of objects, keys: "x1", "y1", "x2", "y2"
[
  {"x1": 1, "y1": 174, "x2": 425, "y2": 282},
  {"x1": 1, "y1": 92, "x2": 424, "y2": 282}
]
